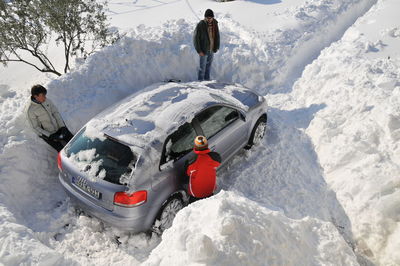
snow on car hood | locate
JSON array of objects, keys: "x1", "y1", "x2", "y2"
[{"x1": 85, "y1": 81, "x2": 250, "y2": 148}]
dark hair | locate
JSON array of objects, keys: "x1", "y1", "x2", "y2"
[
  {"x1": 204, "y1": 9, "x2": 214, "y2": 18},
  {"x1": 31, "y1": 85, "x2": 47, "y2": 96}
]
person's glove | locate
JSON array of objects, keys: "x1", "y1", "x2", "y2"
[{"x1": 49, "y1": 132, "x2": 59, "y2": 141}]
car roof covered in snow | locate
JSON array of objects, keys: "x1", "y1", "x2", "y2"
[{"x1": 84, "y1": 81, "x2": 260, "y2": 149}]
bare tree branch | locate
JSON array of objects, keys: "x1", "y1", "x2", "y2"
[{"x1": 0, "y1": 0, "x2": 119, "y2": 77}]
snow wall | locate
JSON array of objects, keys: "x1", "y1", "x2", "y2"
[{"x1": 2, "y1": 0, "x2": 398, "y2": 265}]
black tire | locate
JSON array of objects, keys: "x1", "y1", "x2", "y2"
[
  {"x1": 245, "y1": 115, "x2": 267, "y2": 150},
  {"x1": 154, "y1": 196, "x2": 184, "y2": 233}
]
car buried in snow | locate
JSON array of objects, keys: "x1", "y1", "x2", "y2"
[{"x1": 57, "y1": 81, "x2": 268, "y2": 233}]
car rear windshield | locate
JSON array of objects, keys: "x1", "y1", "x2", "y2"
[{"x1": 66, "y1": 129, "x2": 136, "y2": 185}]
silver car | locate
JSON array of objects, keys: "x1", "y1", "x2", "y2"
[{"x1": 57, "y1": 81, "x2": 267, "y2": 233}]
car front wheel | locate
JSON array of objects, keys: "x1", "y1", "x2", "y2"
[{"x1": 245, "y1": 116, "x2": 267, "y2": 149}]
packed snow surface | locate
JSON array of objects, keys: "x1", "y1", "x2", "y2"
[{"x1": 0, "y1": 0, "x2": 399, "y2": 265}]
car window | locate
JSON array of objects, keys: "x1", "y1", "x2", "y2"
[
  {"x1": 161, "y1": 122, "x2": 197, "y2": 164},
  {"x1": 196, "y1": 106, "x2": 239, "y2": 139},
  {"x1": 66, "y1": 129, "x2": 136, "y2": 184}
]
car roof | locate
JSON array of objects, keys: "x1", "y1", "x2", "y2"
[{"x1": 84, "y1": 81, "x2": 255, "y2": 148}]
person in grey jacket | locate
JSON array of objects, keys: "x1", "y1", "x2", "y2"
[
  {"x1": 26, "y1": 85, "x2": 73, "y2": 152},
  {"x1": 193, "y1": 9, "x2": 220, "y2": 81}
]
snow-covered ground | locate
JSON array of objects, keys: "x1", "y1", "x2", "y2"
[{"x1": 0, "y1": 0, "x2": 399, "y2": 265}]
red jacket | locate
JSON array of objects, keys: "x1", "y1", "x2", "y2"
[{"x1": 186, "y1": 149, "x2": 221, "y2": 198}]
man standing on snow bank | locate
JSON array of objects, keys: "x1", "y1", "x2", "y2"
[
  {"x1": 185, "y1": 136, "x2": 221, "y2": 203},
  {"x1": 193, "y1": 9, "x2": 220, "y2": 81},
  {"x1": 25, "y1": 85, "x2": 73, "y2": 152}
]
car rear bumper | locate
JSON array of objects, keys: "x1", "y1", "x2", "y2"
[{"x1": 59, "y1": 173, "x2": 149, "y2": 233}]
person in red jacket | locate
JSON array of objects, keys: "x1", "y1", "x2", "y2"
[{"x1": 186, "y1": 135, "x2": 221, "y2": 202}]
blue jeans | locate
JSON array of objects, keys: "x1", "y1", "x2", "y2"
[{"x1": 198, "y1": 51, "x2": 214, "y2": 81}]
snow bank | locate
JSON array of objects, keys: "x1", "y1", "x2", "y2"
[
  {"x1": 0, "y1": 92, "x2": 70, "y2": 264},
  {"x1": 270, "y1": 0, "x2": 400, "y2": 264},
  {"x1": 144, "y1": 191, "x2": 358, "y2": 266},
  {"x1": 48, "y1": 0, "x2": 377, "y2": 132},
  {"x1": 0, "y1": 0, "x2": 390, "y2": 264}
]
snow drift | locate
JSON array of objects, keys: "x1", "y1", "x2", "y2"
[
  {"x1": 144, "y1": 191, "x2": 358, "y2": 266},
  {"x1": 271, "y1": 0, "x2": 400, "y2": 263},
  {"x1": 0, "y1": 0, "x2": 398, "y2": 265}
]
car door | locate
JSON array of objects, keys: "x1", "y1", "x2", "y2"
[
  {"x1": 156, "y1": 122, "x2": 198, "y2": 191},
  {"x1": 194, "y1": 105, "x2": 248, "y2": 163}
]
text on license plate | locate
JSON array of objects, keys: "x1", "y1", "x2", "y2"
[{"x1": 72, "y1": 176, "x2": 102, "y2": 199}]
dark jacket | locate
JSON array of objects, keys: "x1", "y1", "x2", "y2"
[
  {"x1": 186, "y1": 148, "x2": 221, "y2": 198},
  {"x1": 193, "y1": 19, "x2": 220, "y2": 54}
]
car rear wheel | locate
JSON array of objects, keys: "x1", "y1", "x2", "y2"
[
  {"x1": 155, "y1": 196, "x2": 184, "y2": 233},
  {"x1": 245, "y1": 116, "x2": 267, "y2": 149}
]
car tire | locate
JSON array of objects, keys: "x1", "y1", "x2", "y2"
[
  {"x1": 245, "y1": 115, "x2": 267, "y2": 150},
  {"x1": 155, "y1": 196, "x2": 184, "y2": 233}
]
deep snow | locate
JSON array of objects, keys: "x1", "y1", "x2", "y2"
[
  {"x1": 0, "y1": 0, "x2": 399, "y2": 265},
  {"x1": 270, "y1": 0, "x2": 400, "y2": 263}
]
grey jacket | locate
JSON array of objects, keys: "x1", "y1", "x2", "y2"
[{"x1": 25, "y1": 98, "x2": 65, "y2": 137}]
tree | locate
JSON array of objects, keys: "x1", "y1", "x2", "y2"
[{"x1": 0, "y1": 0, "x2": 119, "y2": 76}]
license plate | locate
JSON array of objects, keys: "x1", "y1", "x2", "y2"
[{"x1": 72, "y1": 176, "x2": 102, "y2": 199}]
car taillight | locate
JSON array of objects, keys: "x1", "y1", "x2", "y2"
[
  {"x1": 57, "y1": 152, "x2": 63, "y2": 171},
  {"x1": 114, "y1": 191, "x2": 147, "y2": 207}
]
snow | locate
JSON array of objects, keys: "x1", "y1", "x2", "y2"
[
  {"x1": 85, "y1": 81, "x2": 248, "y2": 147},
  {"x1": 0, "y1": 0, "x2": 399, "y2": 265},
  {"x1": 69, "y1": 149, "x2": 106, "y2": 181},
  {"x1": 144, "y1": 191, "x2": 358, "y2": 266},
  {"x1": 270, "y1": 0, "x2": 400, "y2": 263},
  {"x1": 75, "y1": 81, "x2": 255, "y2": 189}
]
